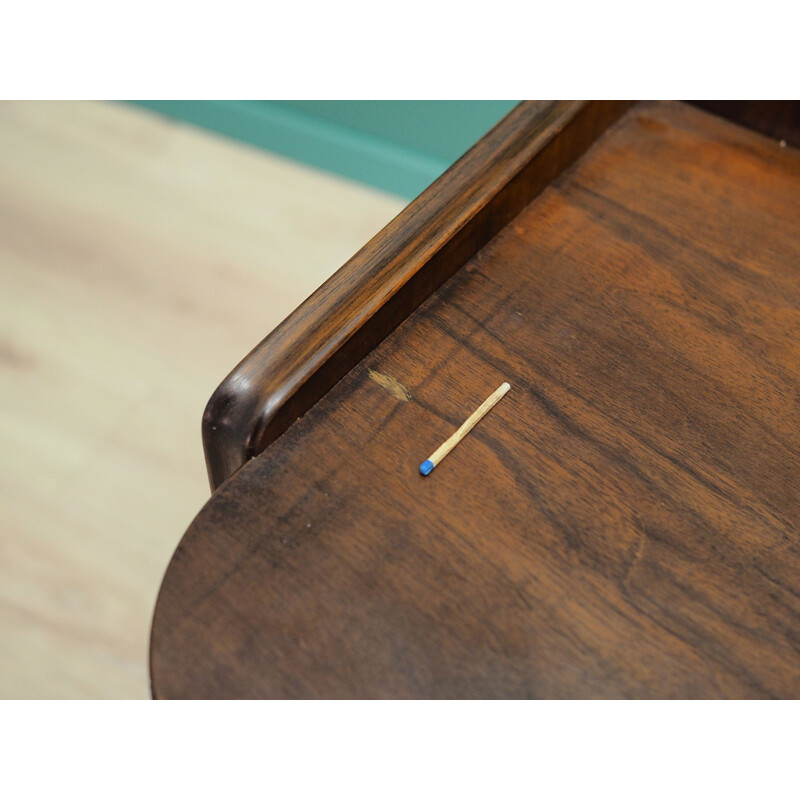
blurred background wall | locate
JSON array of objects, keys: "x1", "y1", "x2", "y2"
[
  {"x1": 0, "y1": 100, "x2": 516, "y2": 698},
  {"x1": 131, "y1": 101, "x2": 518, "y2": 197}
]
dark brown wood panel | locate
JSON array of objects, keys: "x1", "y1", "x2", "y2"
[
  {"x1": 690, "y1": 101, "x2": 800, "y2": 148},
  {"x1": 153, "y1": 102, "x2": 800, "y2": 698},
  {"x1": 202, "y1": 101, "x2": 632, "y2": 490}
]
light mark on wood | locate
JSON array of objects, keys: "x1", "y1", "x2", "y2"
[{"x1": 367, "y1": 369, "x2": 411, "y2": 402}]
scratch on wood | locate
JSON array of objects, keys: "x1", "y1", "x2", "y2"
[
  {"x1": 622, "y1": 532, "x2": 647, "y2": 591},
  {"x1": 367, "y1": 369, "x2": 411, "y2": 402}
]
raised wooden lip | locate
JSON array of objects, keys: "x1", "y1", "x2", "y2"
[{"x1": 202, "y1": 100, "x2": 634, "y2": 490}]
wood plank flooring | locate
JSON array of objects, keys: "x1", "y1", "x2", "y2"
[{"x1": 0, "y1": 101, "x2": 406, "y2": 698}]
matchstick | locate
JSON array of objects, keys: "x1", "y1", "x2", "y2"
[{"x1": 419, "y1": 382, "x2": 510, "y2": 476}]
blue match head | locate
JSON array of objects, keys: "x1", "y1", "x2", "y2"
[{"x1": 419, "y1": 459, "x2": 434, "y2": 476}]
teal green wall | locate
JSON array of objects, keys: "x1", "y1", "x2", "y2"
[{"x1": 129, "y1": 101, "x2": 518, "y2": 198}]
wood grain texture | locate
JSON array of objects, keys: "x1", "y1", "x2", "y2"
[
  {"x1": 202, "y1": 100, "x2": 633, "y2": 490},
  {"x1": 152, "y1": 102, "x2": 800, "y2": 698}
]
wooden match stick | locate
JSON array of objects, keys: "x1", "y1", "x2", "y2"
[{"x1": 419, "y1": 382, "x2": 510, "y2": 476}]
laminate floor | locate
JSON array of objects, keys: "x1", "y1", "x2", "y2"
[{"x1": 0, "y1": 101, "x2": 406, "y2": 698}]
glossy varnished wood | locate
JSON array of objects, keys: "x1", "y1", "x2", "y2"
[
  {"x1": 202, "y1": 100, "x2": 632, "y2": 489},
  {"x1": 153, "y1": 102, "x2": 800, "y2": 698}
]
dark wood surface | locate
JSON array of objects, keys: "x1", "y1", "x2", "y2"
[
  {"x1": 202, "y1": 100, "x2": 632, "y2": 490},
  {"x1": 152, "y1": 102, "x2": 800, "y2": 698},
  {"x1": 690, "y1": 101, "x2": 800, "y2": 149}
]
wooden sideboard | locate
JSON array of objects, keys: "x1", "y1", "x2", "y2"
[{"x1": 151, "y1": 101, "x2": 800, "y2": 699}]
